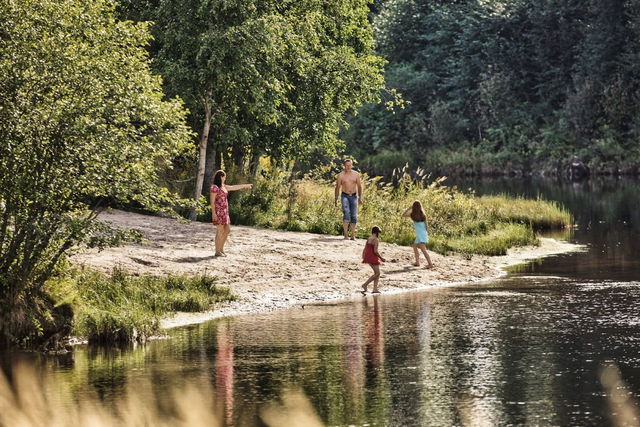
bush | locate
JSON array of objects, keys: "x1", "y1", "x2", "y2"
[{"x1": 220, "y1": 165, "x2": 571, "y2": 256}]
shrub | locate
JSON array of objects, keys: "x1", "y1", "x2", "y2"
[{"x1": 220, "y1": 166, "x2": 571, "y2": 256}]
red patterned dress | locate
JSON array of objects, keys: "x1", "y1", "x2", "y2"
[{"x1": 210, "y1": 184, "x2": 230, "y2": 225}]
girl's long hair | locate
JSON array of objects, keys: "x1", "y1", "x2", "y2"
[
  {"x1": 213, "y1": 170, "x2": 226, "y2": 188},
  {"x1": 371, "y1": 226, "x2": 381, "y2": 236},
  {"x1": 410, "y1": 200, "x2": 427, "y2": 222}
]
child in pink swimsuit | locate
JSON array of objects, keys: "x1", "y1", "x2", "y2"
[{"x1": 361, "y1": 226, "x2": 385, "y2": 294}]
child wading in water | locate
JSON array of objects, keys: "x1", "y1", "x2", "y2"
[
  {"x1": 403, "y1": 200, "x2": 434, "y2": 269},
  {"x1": 361, "y1": 226, "x2": 386, "y2": 294}
]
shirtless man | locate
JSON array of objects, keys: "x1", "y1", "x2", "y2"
[{"x1": 334, "y1": 159, "x2": 363, "y2": 240}]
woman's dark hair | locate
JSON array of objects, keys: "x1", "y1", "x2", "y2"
[
  {"x1": 371, "y1": 226, "x2": 382, "y2": 236},
  {"x1": 410, "y1": 200, "x2": 427, "y2": 222},
  {"x1": 213, "y1": 170, "x2": 226, "y2": 188}
]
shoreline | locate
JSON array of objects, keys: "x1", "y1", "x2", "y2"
[{"x1": 71, "y1": 210, "x2": 584, "y2": 331}]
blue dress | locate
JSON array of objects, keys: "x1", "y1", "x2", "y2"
[{"x1": 413, "y1": 221, "x2": 428, "y2": 244}]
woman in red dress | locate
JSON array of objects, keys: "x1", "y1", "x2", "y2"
[
  {"x1": 210, "y1": 170, "x2": 252, "y2": 256},
  {"x1": 361, "y1": 226, "x2": 386, "y2": 294}
]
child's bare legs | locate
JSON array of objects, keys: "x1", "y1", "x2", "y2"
[
  {"x1": 417, "y1": 243, "x2": 434, "y2": 268},
  {"x1": 371, "y1": 264, "x2": 381, "y2": 292},
  {"x1": 362, "y1": 264, "x2": 381, "y2": 293},
  {"x1": 412, "y1": 243, "x2": 420, "y2": 266}
]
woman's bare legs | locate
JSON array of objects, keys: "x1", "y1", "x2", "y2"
[
  {"x1": 417, "y1": 243, "x2": 434, "y2": 268},
  {"x1": 215, "y1": 225, "x2": 225, "y2": 256},
  {"x1": 219, "y1": 224, "x2": 231, "y2": 255}
]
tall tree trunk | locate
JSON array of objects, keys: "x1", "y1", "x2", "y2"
[
  {"x1": 222, "y1": 146, "x2": 232, "y2": 171},
  {"x1": 215, "y1": 146, "x2": 222, "y2": 170},
  {"x1": 249, "y1": 150, "x2": 261, "y2": 177},
  {"x1": 232, "y1": 141, "x2": 244, "y2": 171},
  {"x1": 203, "y1": 132, "x2": 217, "y2": 195},
  {"x1": 189, "y1": 101, "x2": 212, "y2": 221}
]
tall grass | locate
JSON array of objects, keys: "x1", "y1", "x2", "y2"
[
  {"x1": 230, "y1": 165, "x2": 572, "y2": 256},
  {"x1": 46, "y1": 268, "x2": 235, "y2": 344},
  {"x1": 0, "y1": 362, "x2": 323, "y2": 427}
]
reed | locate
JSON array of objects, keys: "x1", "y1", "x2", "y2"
[
  {"x1": 230, "y1": 168, "x2": 572, "y2": 256},
  {"x1": 0, "y1": 362, "x2": 323, "y2": 427}
]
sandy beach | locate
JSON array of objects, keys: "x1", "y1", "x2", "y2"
[{"x1": 71, "y1": 210, "x2": 580, "y2": 329}]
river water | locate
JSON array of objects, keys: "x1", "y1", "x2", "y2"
[{"x1": 5, "y1": 178, "x2": 640, "y2": 426}]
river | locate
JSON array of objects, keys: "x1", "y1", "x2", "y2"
[{"x1": 4, "y1": 178, "x2": 640, "y2": 426}]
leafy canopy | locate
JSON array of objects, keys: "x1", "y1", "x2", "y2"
[{"x1": 0, "y1": 0, "x2": 191, "y2": 344}]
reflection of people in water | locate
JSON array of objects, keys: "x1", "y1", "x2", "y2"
[
  {"x1": 215, "y1": 322, "x2": 234, "y2": 425},
  {"x1": 343, "y1": 303, "x2": 366, "y2": 418},
  {"x1": 365, "y1": 295, "x2": 385, "y2": 370}
]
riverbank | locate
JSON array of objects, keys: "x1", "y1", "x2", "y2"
[{"x1": 72, "y1": 210, "x2": 582, "y2": 330}]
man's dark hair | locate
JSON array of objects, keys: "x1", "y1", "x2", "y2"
[{"x1": 343, "y1": 158, "x2": 353, "y2": 165}]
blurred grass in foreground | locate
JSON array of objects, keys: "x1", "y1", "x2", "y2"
[{"x1": 0, "y1": 362, "x2": 322, "y2": 427}]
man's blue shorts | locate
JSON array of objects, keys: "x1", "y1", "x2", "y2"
[{"x1": 341, "y1": 192, "x2": 358, "y2": 224}]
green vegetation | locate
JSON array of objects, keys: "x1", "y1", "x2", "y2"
[
  {"x1": 345, "y1": 0, "x2": 640, "y2": 176},
  {"x1": 229, "y1": 164, "x2": 572, "y2": 256},
  {"x1": 0, "y1": 0, "x2": 389, "y2": 347},
  {"x1": 0, "y1": 0, "x2": 191, "y2": 346},
  {"x1": 47, "y1": 268, "x2": 234, "y2": 344},
  {"x1": 118, "y1": 0, "x2": 387, "y2": 215}
]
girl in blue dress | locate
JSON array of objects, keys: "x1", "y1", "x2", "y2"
[{"x1": 402, "y1": 200, "x2": 434, "y2": 268}]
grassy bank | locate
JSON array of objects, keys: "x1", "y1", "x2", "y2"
[
  {"x1": 46, "y1": 268, "x2": 234, "y2": 344},
  {"x1": 229, "y1": 169, "x2": 571, "y2": 256}
]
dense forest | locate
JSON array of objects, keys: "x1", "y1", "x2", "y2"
[{"x1": 346, "y1": 0, "x2": 640, "y2": 177}]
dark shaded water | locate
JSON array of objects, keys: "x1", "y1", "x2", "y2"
[{"x1": 5, "y1": 178, "x2": 640, "y2": 426}]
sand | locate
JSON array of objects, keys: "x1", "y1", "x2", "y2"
[{"x1": 70, "y1": 210, "x2": 582, "y2": 329}]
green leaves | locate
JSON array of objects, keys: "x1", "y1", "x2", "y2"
[
  {"x1": 0, "y1": 0, "x2": 191, "y2": 343},
  {"x1": 123, "y1": 0, "x2": 385, "y2": 164}
]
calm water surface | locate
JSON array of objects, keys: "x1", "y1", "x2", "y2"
[{"x1": 8, "y1": 178, "x2": 640, "y2": 426}]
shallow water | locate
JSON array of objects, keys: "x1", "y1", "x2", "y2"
[{"x1": 5, "y1": 178, "x2": 640, "y2": 426}]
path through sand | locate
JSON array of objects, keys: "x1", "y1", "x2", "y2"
[{"x1": 71, "y1": 210, "x2": 579, "y2": 328}]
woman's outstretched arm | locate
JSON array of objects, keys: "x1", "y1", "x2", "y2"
[{"x1": 225, "y1": 183, "x2": 252, "y2": 191}]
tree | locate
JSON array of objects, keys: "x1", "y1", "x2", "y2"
[
  {"x1": 0, "y1": 0, "x2": 191, "y2": 345},
  {"x1": 119, "y1": 0, "x2": 385, "y2": 219}
]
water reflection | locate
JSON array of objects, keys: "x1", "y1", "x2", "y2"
[{"x1": 215, "y1": 323, "x2": 234, "y2": 425}]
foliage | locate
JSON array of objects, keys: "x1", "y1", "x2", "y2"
[
  {"x1": 46, "y1": 268, "x2": 234, "y2": 344},
  {"x1": 345, "y1": 0, "x2": 640, "y2": 176},
  {"x1": 119, "y1": 0, "x2": 386, "y2": 184},
  {"x1": 0, "y1": 0, "x2": 191, "y2": 346},
  {"x1": 229, "y1": 164, "x2": 571, "y2": 256}
]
